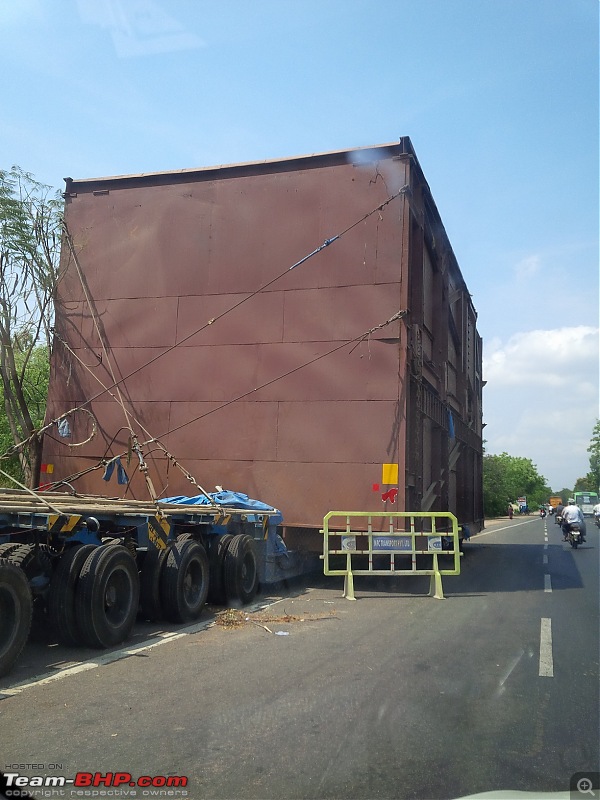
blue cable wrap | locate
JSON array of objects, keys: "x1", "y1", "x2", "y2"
[
  {"x1": 57, "y1": 417, "x2": 71, "y2": 438},
  {"x1": 102, "y1": 456, "x2": 129, "y2": 485}
]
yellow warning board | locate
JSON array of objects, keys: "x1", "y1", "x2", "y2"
[
  {"x1": 148, "y1": 515, "x2": 170, "y2": 549},
  {"x1": 48, "y1": 514, "x2": 82, "y2": 534},
  {"x1": 381, "y1": 463, "x2": 398, "y2": 485}
]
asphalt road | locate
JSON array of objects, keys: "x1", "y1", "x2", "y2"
[{"x1": 0, "y1": 515, "x2": 598, "y2": 800}]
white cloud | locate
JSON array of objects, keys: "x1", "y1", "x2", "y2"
[
  {"x1": 483, "y1": 325, "x2": 599, "y2": 489},
  {"x1": 76, "y1": 0, "x2": 204, "y2": 58},
  {"x1": 514, "y1": 253, "x2": 541, "y2": 279},
  {"x1": 484, "y1": 326, "x2": 599, "y2": 388}
]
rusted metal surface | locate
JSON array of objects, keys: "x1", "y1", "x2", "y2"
[{"x1": 45, "y1": 139, "x2": 483, "y2": 535}]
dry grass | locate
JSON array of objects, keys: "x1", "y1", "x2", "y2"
[{"x1": 215, "y1": 607, "x2": 338, "y2": 632}]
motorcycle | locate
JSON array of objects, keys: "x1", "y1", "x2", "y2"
[
  {"x1": 564, "y1": 522, "x2": 584, "y2": 549},
  {"x1": 594, "y1": 514, "x2": 600, "y2": 529}
]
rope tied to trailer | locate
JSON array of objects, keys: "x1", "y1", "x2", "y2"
[
  {"x1": 37, "y1": 308, "x2": 409, "y2": 485},
  {"x1": 57, "y1": 185, "x2": 410, "y2": 415},
  {"x1": 25, "y1": 186, "x2": 410, "y2": 497},
  {"x1": 159, "y1": 309, "x2": 409, "y2": 439},
  {"x1": 0, "y1": 467, "x2": 63, "y2": 513}
]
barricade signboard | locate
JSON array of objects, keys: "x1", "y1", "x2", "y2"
[
  {"x1": 372, "y1": 535, "x2": 412, "y2": 551},
  {"x1": 320, "y1": 511, "x2": 461, "y2": 600}
]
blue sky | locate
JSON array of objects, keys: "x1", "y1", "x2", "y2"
[{"x1": 1, "y1": 0, "x2": 598, "y2": 491}]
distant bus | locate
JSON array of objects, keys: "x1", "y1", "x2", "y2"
[{"x1": 573, "y1": 491, "x2": 599, "y2": 516}]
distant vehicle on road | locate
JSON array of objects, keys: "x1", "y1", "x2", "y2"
[{"x1": 573, "y1": 491, "x2": 599, "y2": 516}]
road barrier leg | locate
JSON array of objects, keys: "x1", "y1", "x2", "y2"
[
  {"x1": 428, "y1": 571, "x2": 445, "y2": 599},
  {"x1": 343, "y1": 552, "x2": 356, "y2": 601},
  {"x1": 429, "y1": 553, "x2": 445, "y2": 599}
]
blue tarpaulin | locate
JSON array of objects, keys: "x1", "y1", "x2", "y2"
[{"x1": 161, "y1": 491, "x2": 283, "y2": 526}]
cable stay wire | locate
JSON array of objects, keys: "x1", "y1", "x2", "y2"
[
  {"x1": 59, "y1": 185, "x2": 409, "y2": 412},
  {"x1": 45, "y1": 330, "x2": 217, "y2": 505},
  {"x1": 1, "y1": 186, "x2": 408, "y2": 495},
  {"x1": 155, "y1": 309, "x2": 408, "y2": 440},
  {"x1": 6, "y1": 309, "x2": 407, "y2": 495},
  {"x1": 63, "y1": 230, "x2": 165, "y2": 505}
]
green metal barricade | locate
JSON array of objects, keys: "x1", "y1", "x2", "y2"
[{"x1": 321, "y1": 511, "x2": 461, "y2": 600}]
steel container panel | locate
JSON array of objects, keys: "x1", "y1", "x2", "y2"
[{"x1": 45, "y1": 139, "x2": 483, "y2": 535}]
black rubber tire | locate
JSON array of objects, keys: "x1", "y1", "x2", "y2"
[
  {"x1": 160, "y1": 540, "x2": 209, "y2": 623},
  {"x1": 139, "y1": 545, "x2": 172, "y2": 622},
  {"x1": 48, "y1": 544, "x2": 97, "y2": 646},
  {"x1": 571, "y1": 540, "x2": 578, "y2": 549},
  {"x1": 223, "y1": 534, "x2": 259, "y2": 605},
  {"x1": 0, "y1": 559, "x2": 33, "y2": 679},
  {"x1": 207, "y1": 534, "x2": 234, "y2": 605},
  {"x1": 6, "y1": 543, "x2": 53, "y2": 580},
  {"x1": 0, "y1": 543, "x2": 22, "y2": 560},
  {"x1": 76, "y1": 545, "x2": 140, "y2": 648}
]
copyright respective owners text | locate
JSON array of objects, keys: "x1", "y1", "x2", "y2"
[
  {"x1": 0, "y1": 770, "x2": 190, "y2": 799},
  {"x1": 571, "y1": 772, "x2": 600, "y2": 800}
]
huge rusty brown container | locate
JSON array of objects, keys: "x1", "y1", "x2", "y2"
[{"x1": 43, "y1": 139, "x2": 483, "y2": 542}]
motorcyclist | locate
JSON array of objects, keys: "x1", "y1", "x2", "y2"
[
  {"x1": 561, "y1": 500, "x2": 586, "y2": 542},
  {"x1": 593, "y1": 501, "x2": 600, "y2": 527},
  {"x1": 554, "y1": 502, "x2": 564, "y2": 525}
]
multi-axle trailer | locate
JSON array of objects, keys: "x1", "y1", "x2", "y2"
[
  {"x1": 0, "y1": 488, "x2": 284, "y2": 678},
  {"x1": 0, "y1": 138, "x2": 485, "y2": 679}
]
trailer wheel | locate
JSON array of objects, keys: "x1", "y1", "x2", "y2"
[
  {"x1": 0, "y1": 543, "x2": 22, "y2": 559},
  {"x1": 6, "y1": 543, "x2": 53, "y2": 580},
  {"x1": 160, "y1": 540, "x2": 209, "y2": 623},
  {"x1": 0, "y1": 559, "x2": 33, "y2": 679},
  {"x1": 207, "y1": 534, "x2": 234, "y2": 605},
  {"x1": 76, "y1": 545, "x2": 140, "y2": 648},
  {"x1": 224, "y1": 534, "x2": 259, "y2": 605},
  {"x1": 139, "y1": 545, "x2": 171, "y2": 622},
  {"x1": 48, "y1": 544, "x2": 97, "y2": 646}
]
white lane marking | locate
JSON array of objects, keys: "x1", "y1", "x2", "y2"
[
  {"x1": 539, "y1": 618, "x2": 554, "y2": 677},
  {"x1": 0, "y1": 630, "x2": 194, "y2": 695},
  {"x1": 0, "y1": 596, "x2": 284, "y2": 696},
  {"x1": 475, "y1": 519, "x2": 538, "y2": 537},
  {"x1": 544, "y1": 574, "x2": 552, "y2": 592},
  {"x1": 543, "y1": 554, "x2": 548, "y2": 565}
]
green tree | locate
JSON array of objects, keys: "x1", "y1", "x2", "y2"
[
  {"x1": 586, "y1": 419, "x2": 600, "y2": 491},
  {"x1": 0, "y1": 167, "x2": 61, "y2": 487},
  {"x1": 0, "y1": 342, "x2": 49, "y2": 486},
  {"x1": 483, "y1": 452, "x2": 551, "y2": 517},
  {"x1": 573, "y1": 476, "x2": 593, "y2": 493}
]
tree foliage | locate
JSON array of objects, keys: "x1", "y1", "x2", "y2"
[
  {"x1": 0, "y1": 343, "x2": 49, "y2": 486},
  {"x1": 483, "y1": 452, "x2": 551, "y2": 517},
  {"x1": 573, "y1": 476, "x2": 594, "y2": 493},
  {"x1": 0, "y1": 166, "x2": 61, "y2": 487},
  {"x1": 586, "y1": 419, "x2": 600, "y2": 492}
]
